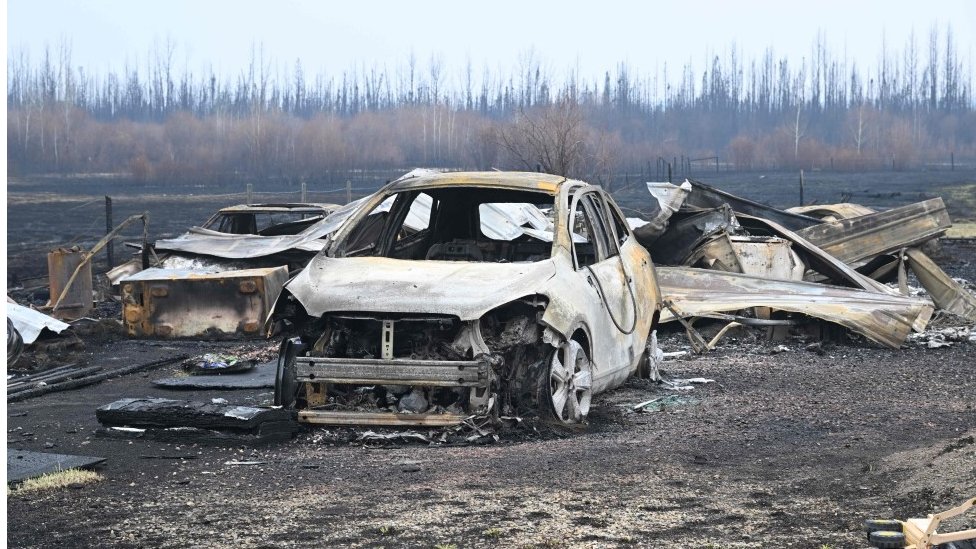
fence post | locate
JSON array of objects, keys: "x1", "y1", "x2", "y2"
[
  {"x1": 246, "y1": 184, "x2": 253, "y2": 205},
  {"x1": 346, "y1": 180, "x2": 352, "y2": 204},
  {"x1": 301, "y1": 181, "x2": 307, "y2": 203},
  {"x1": 105, "y1": 196, "x2": 114, "y2": 269}
]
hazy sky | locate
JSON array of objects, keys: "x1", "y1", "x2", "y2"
[{"x1": 6, "y1": 0, "x2": 976, "y2": 84}]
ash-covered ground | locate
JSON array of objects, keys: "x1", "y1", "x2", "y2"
[{"x1": 6, "y1": 239, "x2": 975, "y2": 548}]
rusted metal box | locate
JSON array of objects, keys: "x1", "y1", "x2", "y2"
[
  {"x1": 120, "y1": 266, "x2": 289, "y2": 338},
  {"x1": 47, "y1": 247, "x2": 93, "y2": 320}
]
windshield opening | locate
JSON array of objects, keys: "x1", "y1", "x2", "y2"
[{"x1": 339, "y1": 188, "x2": 556, "y2": 263}]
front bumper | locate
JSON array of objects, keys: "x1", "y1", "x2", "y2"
[{"x1": 279, "y1": 337, "x2": 494, "y2": 426}]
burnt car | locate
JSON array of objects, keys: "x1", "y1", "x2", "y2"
[
  {"x1": 272, "y1": 171, "x2": 663, "y2": 425},
  {"x1": 151, "y1": 202, "x2": 343, "y2": 272}
]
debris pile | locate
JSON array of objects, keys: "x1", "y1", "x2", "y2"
[{"x1": 638, "y1": 179, "x2": 976, "y2": 349}]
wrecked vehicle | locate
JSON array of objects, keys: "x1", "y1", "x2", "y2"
[
  {"x1": 114, "y1": 203, "x2": 342, "y2": 338},
  {"x1": 151, "y1": 202, "x2": 343, "y2": 271},
  {"x1": 271, "y1": 171, "x2": 663, "y2": 425}
]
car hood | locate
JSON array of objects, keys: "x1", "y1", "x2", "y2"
[{"x1": 287, "y1": 256, "x2": 558, "y2": 320}]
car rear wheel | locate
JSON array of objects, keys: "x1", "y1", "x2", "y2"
[{"x1": 547, "y1": 339, "x2": 593, "y2": 423}]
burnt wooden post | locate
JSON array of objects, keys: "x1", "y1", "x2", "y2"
[
  {"x1": 715, "y1": 156, "x2": 719, "y2": 173},
  {"x1": 301, "y1": 181, "x2": 307, "y2": 203},
  {"x1": 105, "y1": 196, "x2": 114, "y2": 269},
  {"x1": 799, "y1": 169, "x2": 805, "y2": 206},
  {"x1": 667, "y1": 162, "x2": 673, "y2": 183},
  {"x1": 951, "y1": 152, "x2": 955, "y2": 171},
  {"x1": 346, "y1": 180, "x2": 352, "y2": 204}
]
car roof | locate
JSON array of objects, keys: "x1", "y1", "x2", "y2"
[
  {"x1": 216, "y1": 203, "x2": 340, "y2": 214},
  {"x1": 386, "y1": 171, "x2": 569, "y2": 195}
]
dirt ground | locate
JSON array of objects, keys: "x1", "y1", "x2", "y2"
[
  {"x1": 5, "y1": 239, "x2": 974, "y2": 548},
  {"x1": 6, "y1": 172, "x2": 976, "y2": 547}
]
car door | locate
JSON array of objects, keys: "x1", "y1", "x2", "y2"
[{"x1": 567, "y1": 189, "x2": 639, "y2": 392}]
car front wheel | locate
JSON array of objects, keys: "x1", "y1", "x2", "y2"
[{"x1": 546, "y1": 339, "x2": 593, "y2": 423}]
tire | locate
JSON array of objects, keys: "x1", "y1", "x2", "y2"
[
  {"x1": 869, "y1": 529, "x2": 906, "y2": 549},
  {"x1": 7, "y1": 318, "x2": 24, "y2": 365},
  {"x1": 541, "y1": 339, "x2": 593, "y2": 423},
  {"x1": 864, "y1": 519, "x2": 902, "y2": 537},
  {"x1": 274, "y1": 337, "x2": 302, "y2": 408}
]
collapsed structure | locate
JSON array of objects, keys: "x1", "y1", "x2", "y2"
[{"x1": 635, "y1": 179, "x2": 974, "y2": 349}]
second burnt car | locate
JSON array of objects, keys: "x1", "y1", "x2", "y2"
[{"x1": 271, "y1": 171, "x2": 662, "y2": 425}]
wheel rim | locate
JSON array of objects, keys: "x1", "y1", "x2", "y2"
[{"x1": 549, "y1": 340, "x2": 592, "y2": 422}]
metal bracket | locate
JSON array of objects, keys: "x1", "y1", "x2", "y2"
[{"x1": 381, "y1": 319, "x2": 394, "y2": 359}]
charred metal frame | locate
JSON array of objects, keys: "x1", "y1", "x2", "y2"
[{"x1": 295, "y1": 356, "x2": 489, "y2": 387}]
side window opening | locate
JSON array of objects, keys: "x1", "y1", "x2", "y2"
[
  {"x1": 584, "y1": 194, "x2": 618, "y2": 259},
  {"x1": 570, "y1": 196, "x2": 599, "y2": 268},
  {"x1": 603, "y1": 197, "x2": 631, "y2": 248}
]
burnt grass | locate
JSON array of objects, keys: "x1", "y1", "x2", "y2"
[{"x1": 6, "y1": 170, "x2": 976, "y2": 547}]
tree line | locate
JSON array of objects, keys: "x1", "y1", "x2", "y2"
[{"x1": 7, "y1": 26, "x2": 975, "y2": 185}]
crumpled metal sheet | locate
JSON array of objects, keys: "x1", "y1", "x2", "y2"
[
  {"x1": 683, "y1": 179, "x2": 821, "y2": 230},
  {"x1": 795, "y1": 198, "x2": 951, "y2": 267},
  {"x1": 633, "y1": 180, "x2": 694, "y2": 243},
  {"x1": 905, "y1": 248, "x2": 976, "y2": 321},
  {"x1": 685, "y1": 234, "x2": 805, "y2": 281},
  {"x1": 657, "y1": 266, "x2": 934, "y2": 348},
  {"x1": 6, "y1": 302, "x2": 70, "y2": 344},
  {"x1": 737, "y1": 214, "x2": 897, "y2": 295},
  {"x1": 641, "y1": 206, "x2": 742, "y2": 265},
  {"x1": 154, "y1": 198, "x2": 368, "y2": 259},
  {"x1": 785, "y1": 203, "x2": 877, "y2": 222}
]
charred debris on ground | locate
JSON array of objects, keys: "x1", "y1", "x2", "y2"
[{"x1": 6, "y1": 170, "x2": 976, "y2": 447}]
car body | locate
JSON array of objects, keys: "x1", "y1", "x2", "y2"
[
  {"x1": 152, "y1": 203, "x2": 344, "y2": 271},
  {"x1": 273, "y1": 171, "x2": 662, "y2": 425}
]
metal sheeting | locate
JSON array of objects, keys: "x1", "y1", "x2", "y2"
[
  {"x1": 795, "y1": 198, "x2": 951, "y2": 267},
  {"x1": 153, "y1": 199, "x2": 365, "y2": 258},
  {"x1": 682, "y1": 178, "x2": 822, "y2": 230},
  {"x1": 905, "y1": 248, "x2": 976, "y2": 321},
  {"x1": 657, "y1": 267, "x2": 934, "y2": 349},
  {"x1": 119, "y1": 266, "x2": 289, "y2": 338},
  {"x1": 6, "y1": 302, "x2": 70, "y2": 344}
]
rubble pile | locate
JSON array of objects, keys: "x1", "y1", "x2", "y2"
[{"x1": 636, "y1": 178, "x2": 976, "y2": 349}]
